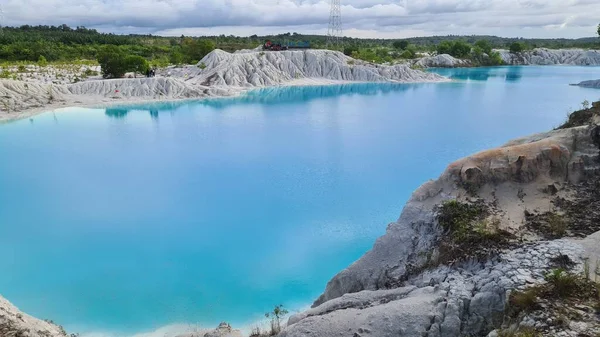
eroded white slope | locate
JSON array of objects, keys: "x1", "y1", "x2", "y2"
[
  {"x1": 499, "y1": 48, "x2": 600, "y2": 65},
  {"x1": 164, "y1": 49, "x2": 446, "y2": 88},
  {"x1": 0, "y1": 295, "x2": 67, "y2": 337}
]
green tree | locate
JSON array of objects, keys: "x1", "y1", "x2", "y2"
[
  {"x1": 169, "y1": 50, "x2": 184, "y2": 65},
  {"x1": 400, "y1": 45, "x2": 417, "y2": 59},
  {"x1": 265, "y1": 305, "x2": 288, "y2": 335},
  {"x1": 393, "y1": 40, "x2": 409, "y2": 50},
  {"x1": 509, "y1": 42, "x2": 526, "y2": 54},
  {"x1": 125, "y1": 55, "x2": 149, "y2": 77},
  {"x1": 488, "y1": 51, "x2": 504, "y2": 66},
  {"x1": 474, "y1": 40, "x2": 492, "y2": 55},
  {"x1": 343, "y1": 45, "x2": 359, "y2": 56},
  {"x1": 450, "y1": 40, "x2": 472, "y2": 58},
  {"x1": 97, "y1": 45, "x2": 128, "y2": 78},
  {"x1": 597, "y1": 23, "x2": 600, "y2": 37},
  {"x1": 436, "y1": 41, "x2": 453, "y2": 55},
  {"x1": 181, "y1": 38, "x2": 216, "y2": 64},
  {"x1": 38, "y1": 55, "x2": 48, "y2": 67}
]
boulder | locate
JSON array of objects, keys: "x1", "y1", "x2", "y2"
[{"x1": 203, "y1": 322, "x2": 242, "y2": 337}]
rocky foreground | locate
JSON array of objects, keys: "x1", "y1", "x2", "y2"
[
  {"x1": 0, "y1": 49, "x2": 445, "y2": 123},
  {"x1": 282, "y1": 104, "x2": 600, "y2": 336}
]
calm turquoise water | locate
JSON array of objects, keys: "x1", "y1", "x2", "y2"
[{"x1": 1, "y1": 66, "x2": 600, "y2": 336}]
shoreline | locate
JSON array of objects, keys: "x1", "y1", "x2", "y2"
[{"x1": 0, "y1": 77, "x2": 447, "y2": 124}]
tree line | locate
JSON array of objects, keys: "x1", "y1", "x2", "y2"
[{"x1": 0, "y1": 24, "x2": 598, "y2": 77}]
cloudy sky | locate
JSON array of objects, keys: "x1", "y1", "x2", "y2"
[{"x1": 3, "y1": 0, "x2": 600, "y2": 39}]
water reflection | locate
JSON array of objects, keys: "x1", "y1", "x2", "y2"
[
  {"x1": 103, "y1": 82, "x2": 430, "y2": 118},
  {"x1": 430, "y1": 66, "x2": 523, "y2": 83},
  {"x1": 505, "y1": 67, "x2": 523, "y2": 82},
  {"x1": 105, "y1": 108, "x2": 129, "y2": 119}
]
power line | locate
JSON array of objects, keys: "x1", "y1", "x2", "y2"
[
  {"x1": 326, "y1": 0, "x2": 342, "y2": 48},
  {"x1": 0, "y1": 5, "x2": 4, "y2": 34}
]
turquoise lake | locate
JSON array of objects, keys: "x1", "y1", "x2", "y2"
[{"x1": 1, "y1": 66, "x2": 600, "y2": 336}]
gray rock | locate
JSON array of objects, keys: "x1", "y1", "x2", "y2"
[
  {"x1": 413, "y1": 54, "x2": 471, "y2": 68},
  {"x1": 572, "y1": 79, "x2": 600, "y2": 89},
  {"x1": 498, "y1": 48, "x2": 600, "y2": 66},
  {"x1": 202, "y1": 322, "x2": 243, "y2": 337}
]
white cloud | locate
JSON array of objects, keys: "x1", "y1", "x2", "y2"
[{"x1": 2, "y1": 0, "x2": 599, "y2": 38}]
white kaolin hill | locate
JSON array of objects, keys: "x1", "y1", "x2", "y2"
[
  {"x1": 499, "y1": 48, "x2": 600, "y2": 66},
  {"x1": 168, "y1": 49, "x2": 446, "y2": 88}
]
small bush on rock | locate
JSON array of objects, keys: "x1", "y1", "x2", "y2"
[
  {"x1": 38, "y1": 55, "x2": 48, "y2": 67},
  {"x1": 497, "y1": 327, "x2": 539, "y2": 337},
  {"x1": 508, "y1": 289, "x2": 539, "y2": 316},
  {"x1": 265, "y1": 305, "x2": 288, "y2": 336},
  {"x1": 544, "y1": 269, "x2": 580, "y2": 298},
  {"x1": 547, "y1": 213, "x2": 567, "y2": 238},
  {"x1": 437, "y1": 200, "x2": 487, "y2": 235}
]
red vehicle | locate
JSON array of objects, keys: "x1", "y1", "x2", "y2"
[{"x1": 263, "y1": 40, "x2": 287, "y2": 51}]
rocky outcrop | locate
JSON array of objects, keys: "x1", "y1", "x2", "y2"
[
  {"x1": 67, "y1": 77, "x2": 210, "y2": 99},
  {"x1": 283, "y1": 241, "x2": 585, "y2": 337},
  {"x1": 286, "y1": 113, "x2": 600, "y2": 336},
  {"x1": 199, "y1": 322, "x2": 242, "y2": 337},
  {"x1": 572, "y1": 79, "x2": 600, "y2": 89},
  {"x1": 312, "y1": 125, "x2": 598, "y2": 307},
  {"x1": 413, "y1": 54, "x2": 472, "y2": 68},
  {"x1": 0, "y1": 295, "x2": 67, "y2": 337},
  {"x1": 499, "y1": 48, "x2": 600, "y2": 66}
]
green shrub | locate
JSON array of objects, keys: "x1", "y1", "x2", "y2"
[
  {"x1": 400, "y1": 45, "x2": 417, "y2": 59},
  {"x1": 474, "y1": 40, "x2": 493, "y2": 55},
  {"x1": 393, "y1": 40, "x2": 409, "y2": 50},
  {"x1": 38, "y1": 55, "x2": 48, "y2": 67},
  {"x1": 169, "y1": 50, "x2": 184, "y2": 65},
  {"x1": 17, "y1": 65, "x2": 26, "y2": 73},
  {"x1": 545, "y1": 269, "x2": 579, "y2": 297},
  {"x1": 97, "y1": 45, "x2": 128, "y2": 78},
  {"x1": 436, "y1": 200, "x2": 486, "y2": 234},
  {"x1": 198, "y1": 62, "x2": 207, "y2": 70},
  {"x1": 343, "y1": 45, "x2": 359, "y2": 56},
  {"x1": 488, "y1": 51, "x2": 504, "y2": 65},
  {"x1": 436, "y1": 40, "x2": 472, "y2": 58},
  {"x1": 181, "y1": 38, "x2": 215, "y2": 64},
  {"x1": 547, "y1": 213, "x2": 567, "y2": 238},
  {"x1": 265, "y1": 305, "x2": 288, "y2": 335},
  {"x1": 497, "y1": 327, "x2": 539, "y2": 337},
  {"x1": 508, "y1": 289, "x2": 539, "y2": 315},
  {"x1": 83, "y1": 68, "x2": 98, "y2": 77},
  {"x1": 509, "y1": 42, "x2": 526, "y2": 54},
  {"x1": 124, "y1": 55, "x2": 150, "y2": 76}
]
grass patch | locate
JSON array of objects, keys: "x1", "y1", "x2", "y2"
[
  {"x1": 497, "y1": 327, "x2": 539, "y2": 337},
  {"x1": 547, "y1": 213, "x2": 567, "y2": 237},
  {"x1": 437, "y1": 200, "x2": 487, "y2": 235},
  {"x1": 435, "y1": 200, "x2": 513, "y2": 265},
  {"x1": 525, "y1": 211, "x2": 569, "y2": 239},
  {"x1": 544, "y1": 268, "x2": 581, "y2": 298},
  {"x1": 507, "y1": 288, "x2": 539, "y2": 317}
]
